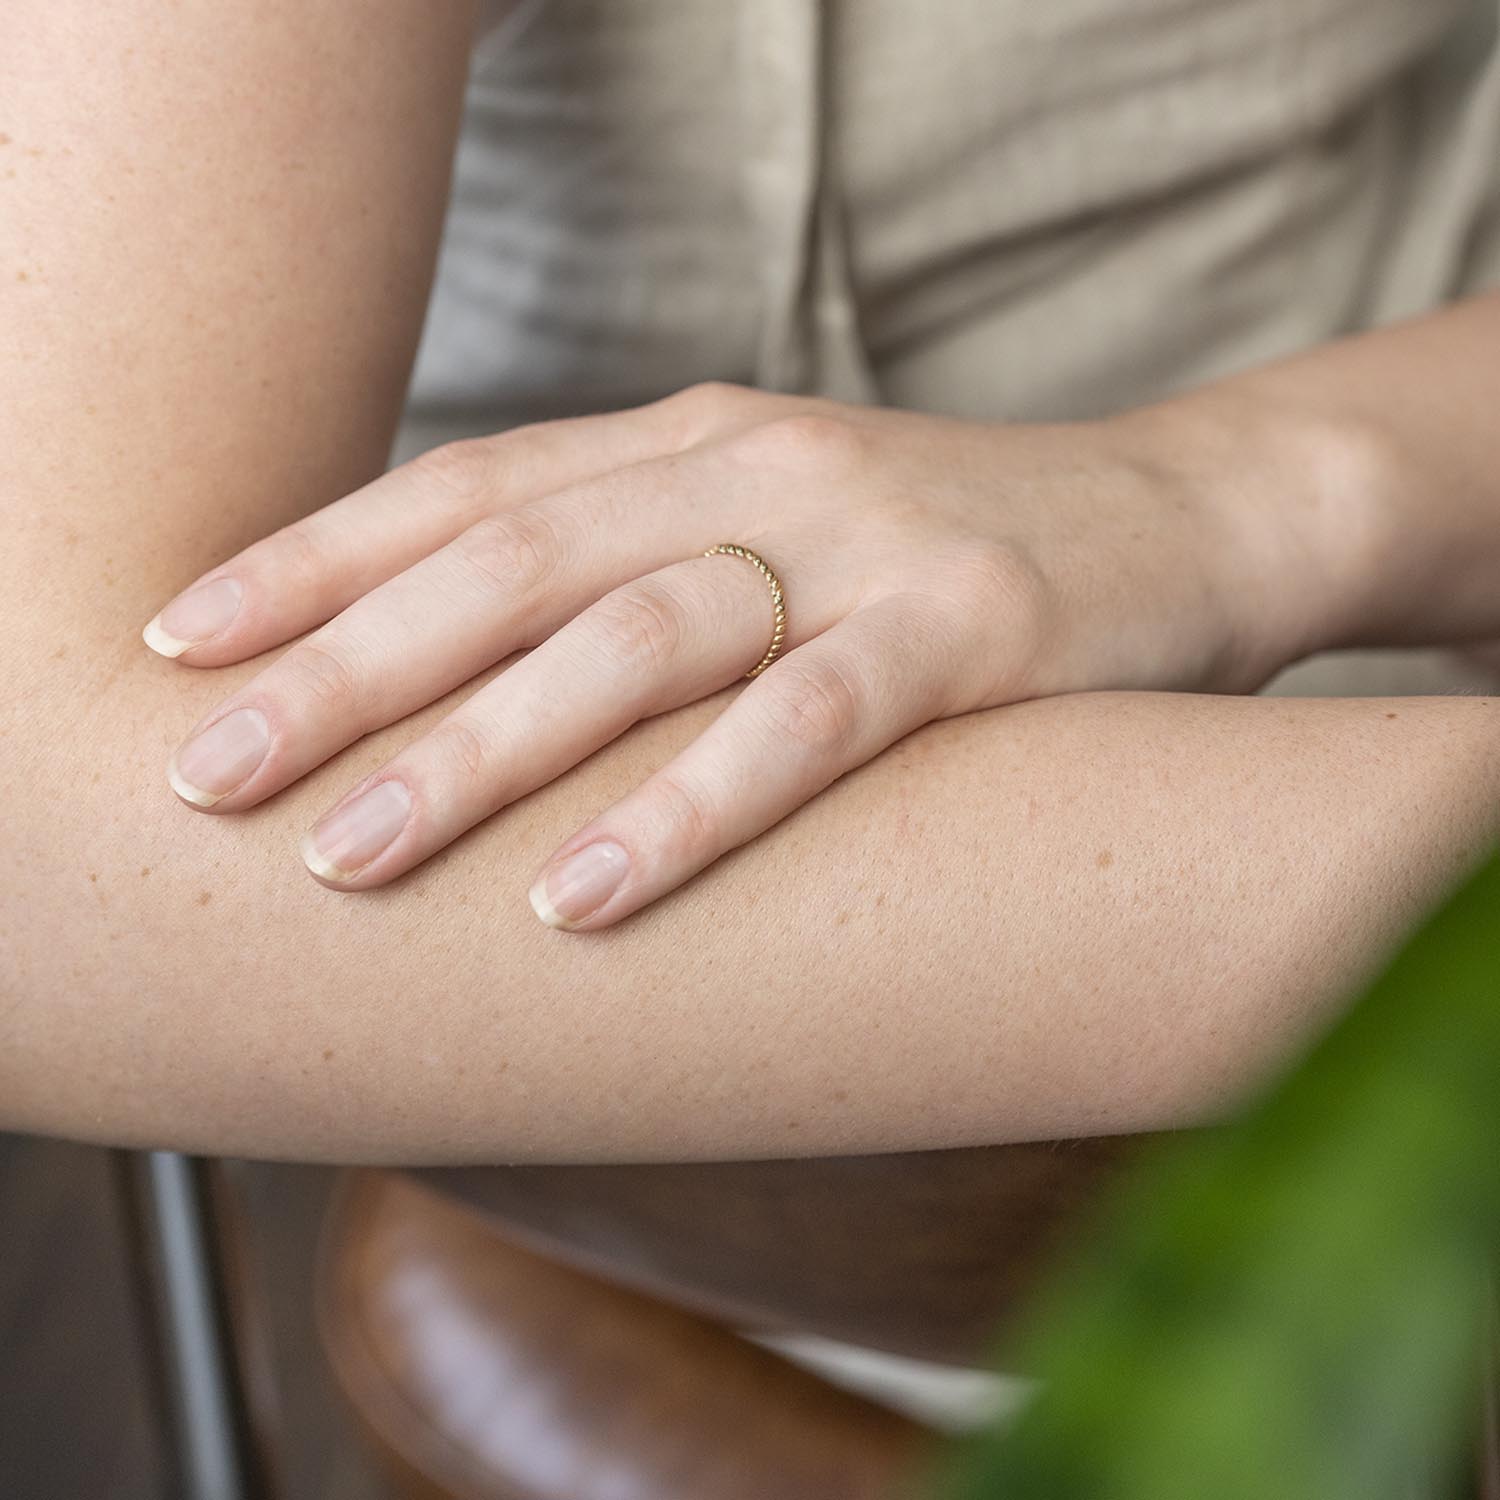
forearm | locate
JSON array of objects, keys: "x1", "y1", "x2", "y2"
[
  {"x1": 6, "y1": 4, "x2": 1498, "y2": 1165},
  {"x1": 4, "y1": 602, "x2": 1496, "y2": 1161},
  {"x1": 1142, "y1": 291, "x2": 1500, "y2": 661}
]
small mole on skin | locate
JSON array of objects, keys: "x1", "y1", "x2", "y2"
[
  {"x1": 88, "y1": 872, "x2": 98, "y2": 883},
  {"x1": 196, "y1": 890, "x2": 213, "y2": 906},
  {"x1": 321, "y1": 1048, "x2": 335, "y2": 1062},
  {"x1": 140, "y1": 866, "x2": 151, "y2": 878},
  {"x1": 836, "y1": 909, "x2": 851, "y2": 925},
  {"x1": 51, "y1": 646, "x2": 66, "y2": 660},
  {"x1": 1385, "y1": 712, "x2": 1398, "y2": 720},
  {"x1": 15, "y1": 271, "x2": 28, "y2": 283},
  {"x1": 1097, "y1": 849, "x2": 1114, "y2": 869}
]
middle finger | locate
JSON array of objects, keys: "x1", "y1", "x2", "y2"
[{"x1": 164, "y1": 450, "x2": 740, "y2": 811}]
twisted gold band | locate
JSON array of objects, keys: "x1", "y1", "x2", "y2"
[{"x1": 702, "y1": 543, "x2": 787, "y2": 678}]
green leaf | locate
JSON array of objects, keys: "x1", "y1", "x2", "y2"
[{"x1": 930, "y1": 847, "x2": 1500, "y2": 1500}]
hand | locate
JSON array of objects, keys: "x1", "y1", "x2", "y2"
[{"x1": 143, "y1": 383, "x2": 1314, "y2": 930}]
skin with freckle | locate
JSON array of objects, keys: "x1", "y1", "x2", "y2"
[
  {"x1": 3, "y1": 0, "x2": 1500, "y2": 1164},
  {"x1": 6, "y1": 613, "x2": 1500, "y2": 1162}
]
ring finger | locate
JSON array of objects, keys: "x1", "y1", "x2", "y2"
[{"x1": 295, "y1": 541, "x2": 837, "y2": 887}]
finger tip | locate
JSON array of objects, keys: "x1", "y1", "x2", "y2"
[
  {"x1": 166, "y1": 759, "x2": 226, "y2": 809},
  {"x1": 528, "y1": 876, "x2": 577, "y2": 931},
  {"x1": 299, "y1": 832, "x2": 358, "y2": 888},
  {"x1": 142, "y1": 615, "x2": 194, "y2": 659}
]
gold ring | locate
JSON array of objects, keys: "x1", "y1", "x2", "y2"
[{"x1": 702, "y1": 543, "x2": 787, "y2": 678}]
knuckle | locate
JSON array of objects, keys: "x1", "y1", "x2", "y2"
[
  {"x1": 428, "y1": 716, "x2": 503, "y2": 784},
  {"x1": 455, "y1": 508, "x2": 565, "y2": 598},
  {"x1": 944, "y1": 541, "x2": 1048, "y2": 634},
  {"x1": 656, "y1": 380, "x2": 747, "y2": 444},
  {"x1": 724, "y1": 411, "x2": 867, "y2": 474},
  {"x1": 247, "y1": 516, "x2": 333, "y2": 591},
  {"x1": 760, "y1": 656, "x2": 862, "y2": 757},
  {"x1": 648, "y1": 770, "x2": 718, "y2": 859},
  {"x1": 409, "y1": 437, "x2": 502, "y2": 504},
  {"x1": 281, "y1": 637, "x2": 368, "y2": 721},
  {"x1": 589, "y1": 582, "x2": 688, "y2": 674},
  {"x1": 676, "y1": 379, "x2": 744, "y2": 411}
]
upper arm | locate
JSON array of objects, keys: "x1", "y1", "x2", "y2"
[{"x1": 1, "y1": 0, "x2": 476, "y2": 593}]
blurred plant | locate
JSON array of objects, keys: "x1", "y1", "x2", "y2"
[{"x1": 929, "y1": 847, "x2": 1500, "y2": 1500}]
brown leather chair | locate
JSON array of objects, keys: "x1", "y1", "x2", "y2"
[
  {"x1": 315, "y1": 1149, "x2": 1500, "y2": 1500},
  {"x1": 314, "y1": 1140, "x2": 1140, "y2": 1499}
]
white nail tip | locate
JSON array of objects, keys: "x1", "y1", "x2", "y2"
[
  {"x1": 299, "y1": 834, "x2": 351, "y2": 884},
  {"x1": 167, "y1": 760, "x2": 224, "y2": 808},
  {"x1": 528, "y1": 878, "x2": 576, "y2": 931},
  {"x1": 142, "y1": 615, "x2": 194, "y2": 658}
]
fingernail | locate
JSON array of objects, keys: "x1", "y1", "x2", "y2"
[
  {"x1": 529, "y1": 840, "x2": 630, "y2": 930},
  {"x1": 300, "y1": 780, "x2": 413, "y2": 882},
  {"x1": 143, "y1": 577, "x2": 243, "y2": 657},
  {"x1": 168, "y1": 707, "x2": 269, "y2": 807}
]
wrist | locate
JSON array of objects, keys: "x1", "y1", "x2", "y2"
[{"x1": 1113, "y1": 382, "x2": 1402, "y2": 680}]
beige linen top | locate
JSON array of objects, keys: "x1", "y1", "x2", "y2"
[{"x1": 406, "y1": 0, "x2": 1500, "y2": 435}]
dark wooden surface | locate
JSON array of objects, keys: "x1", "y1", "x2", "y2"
[{"x1": 0, "y1": 1133, "x2": 384, "y2": 1500}]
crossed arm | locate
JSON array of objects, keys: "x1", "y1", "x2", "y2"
[{"x1": 2, "y1": 0, "x2": 1498, "y2": 1166}]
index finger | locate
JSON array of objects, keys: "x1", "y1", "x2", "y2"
[{"x1": 140, "y1": 402, "x2": 697, "y2": 667}]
